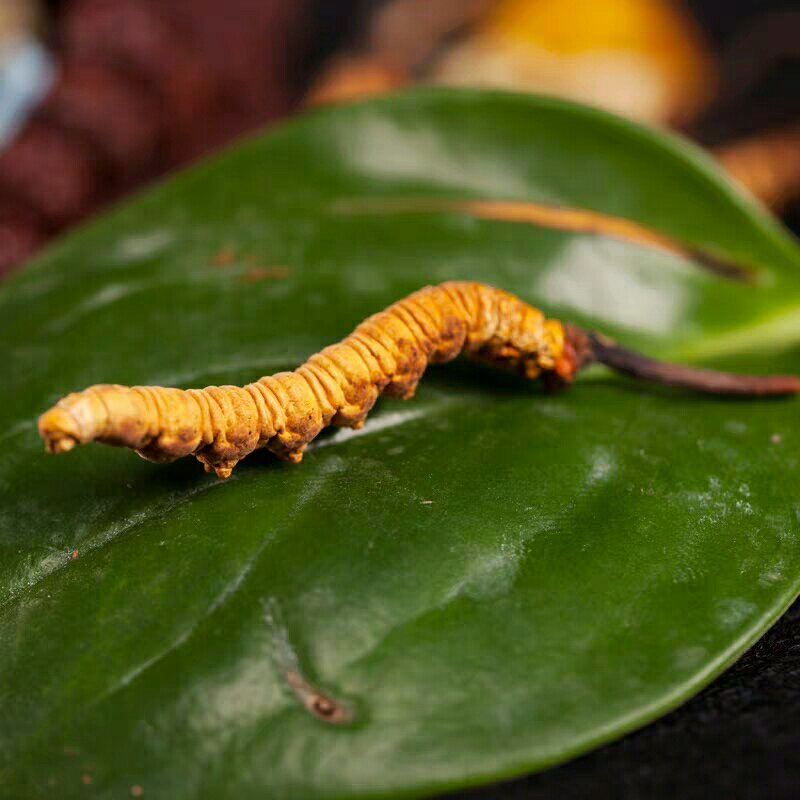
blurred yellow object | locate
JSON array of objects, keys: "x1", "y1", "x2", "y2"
[{"x1": 432, "y1": 0, "x2": 715, "y2": 125}]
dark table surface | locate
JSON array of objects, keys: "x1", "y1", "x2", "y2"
[{"x1": 454, "y1": 596, "x2": 800, "y2": 799}]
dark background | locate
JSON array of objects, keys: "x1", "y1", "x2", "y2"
[{"x1": 21, "y1": 0, "x2": 798, "y2": 266}]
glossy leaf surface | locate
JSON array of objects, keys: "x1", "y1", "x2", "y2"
[{"x1": 2, "y1": 90, "x2": 800, "y2": 799}]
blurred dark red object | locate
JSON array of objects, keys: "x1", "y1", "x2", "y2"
[{"x1": 0, "y1": 0, "x2": 309, "y2": 276}]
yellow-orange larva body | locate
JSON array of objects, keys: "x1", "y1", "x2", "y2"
[{"x1": 38, "y1": 281, "x2": 571, "y2": 478}]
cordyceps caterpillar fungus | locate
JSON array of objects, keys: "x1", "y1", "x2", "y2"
[{"x1": 38, "y1": 281, "x2": 800, "y2": 479}]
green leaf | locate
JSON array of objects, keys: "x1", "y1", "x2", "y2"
[{"x1": 2, "y1": 89, "x2": 800, "y2": 799}]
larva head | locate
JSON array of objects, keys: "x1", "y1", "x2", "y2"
[
  {"x1": 38, "y1": 406, "x2": 82, "y2": 453},
  {"x1": 37, "y1": 386, "x2": 118, "y2": 454}
]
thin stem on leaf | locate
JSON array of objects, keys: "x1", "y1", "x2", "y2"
[{"x1": 582, "y1": 330, "x2": 800, "y2": 397}]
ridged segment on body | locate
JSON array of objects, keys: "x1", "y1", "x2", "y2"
[{"x1": 37, "y1": 281, "x2": 565, "y2": 478}]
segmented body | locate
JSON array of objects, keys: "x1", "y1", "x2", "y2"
[{"x1": 38, "y1": 281, "x2": 572, "y2": 478}]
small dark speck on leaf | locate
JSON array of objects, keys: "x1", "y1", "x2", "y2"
[
  {"x1": 311, "y1": 694, "x2": 336, "y2": 717},
  {"x1": 305, "y1": 690, "x2": 351, "y2": 724},
  {"x1": 284, "y1": 669, "x2": 352, "y2": 725},
  {"x1": 264, "y1": 600, "x2": 352, "y2": 725},
  {"x1": 238, "y1": 265, "x2": 291, "y2": 283},
  {"x1": 213, "y1": 246, "x2": 236, "y2": 267}
]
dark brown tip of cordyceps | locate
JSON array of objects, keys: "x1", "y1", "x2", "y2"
[
  {"x1": 571, "y1": 329, "x2": 800, "y2": 397},
  {"x1": 562, "y1": 324, "x2": 597, "y2": 374}
]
